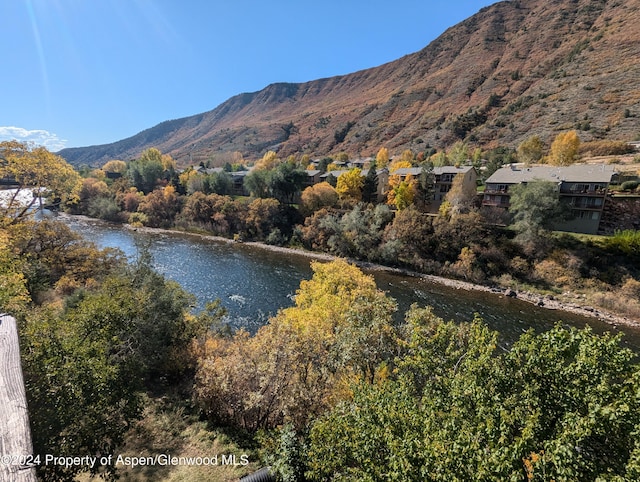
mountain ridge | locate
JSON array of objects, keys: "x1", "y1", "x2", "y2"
[{"x1": 59, "y1": 0, "x2": 640, "y2": 166}]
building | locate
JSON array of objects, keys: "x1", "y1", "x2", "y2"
[
  {"x1": 391, "y1": 165, "x2": 478, "y2": 210},
  {"x1": 482, "y1": 164, "x2": 617, "y2": 234},
  {"x1": 320, "y1": 168, "x2": 389, "y2": 202}
]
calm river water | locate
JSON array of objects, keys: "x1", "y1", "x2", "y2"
[{"x1": 64, "y1": 216, "x2": 640, "y2": 351}]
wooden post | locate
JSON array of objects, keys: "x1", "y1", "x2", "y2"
[{"x1": 0, "y1": 314, "x2": 37, "y2": 482}]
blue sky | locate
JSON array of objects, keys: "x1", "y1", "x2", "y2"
[{"x1": 1, "y1": 0, "x2": 498, "y2": 151}]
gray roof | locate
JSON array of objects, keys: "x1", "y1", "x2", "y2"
[
  {"x1": 433, "y1": 165, "x2": 474, "y2": 175},
  {"x1": 486, "y1": 164, "x2": 616, "y2": 185},
  {"x1": 391, "y1": 166, "x2": 474, "y2": 177}
]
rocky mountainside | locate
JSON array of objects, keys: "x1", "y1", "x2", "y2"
[{"x1": 59, "y1": 0, "x2": 640, "y2": 166}]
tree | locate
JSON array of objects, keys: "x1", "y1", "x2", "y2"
[
  {"x1": 336, "y1": 168, "x2": 363, "y2": 202},
  {"x1": 300, "y1": 182, "x2": 339, "y2": 213},
  {"x1": 137, "y1": 185, "x2": 181, "y2": 228},
  {"x1": 205, "y1": 171, "x2": 232, "y2": 195},
  {"x1": 101, "y1": 159, "x2": 127, "y2": 175},
  {"x1": 127, "y1": 148, "x2": 166, "y2": 193},
  {"x1": 508, "y1": 179, "x2": 572, "y2": 249},
  {"x1": 361, "y1": 166, "x2": 379, "y2": 203},
  {"x1": 376, "y1": 147, "x2": 390, "y2": 168},
  {"x1": 448, "y1": 140, "x2": 469, "y2": 165},
  {"x1": 194, "y1": 260, "x2": 398, "y2": 431},
  {"x1": 0, "y1": 141, "x2": 80, "y2": 224},
  {"x1": 254, "y1": 150, "x2": 281, "y2": 170},
  {"x1": 517, "y1": 135, "x2": 545, "y2": 165},
  {"x1": 414, "y1": 166, "x2": 435, "y2": 210},
  {"x1": 387, "y1": 174, "x2": 417, "y2": 210},
  {"x1": 244, "y1": 169, "x2": 272, "y2": 198},
  {"x1": 269, "y1": 162, "x2": 307, "y2": 203},
  {"x1": 444, "y1": 173, "x2": 477, "y2": 215},
  {"x1": 307, "y1": 310, "x2": 640, "y2": 481},
  {"x1": 21, "y1": 253, "x2": 208, "y2": 481},
  {"x1": 549, "y1": 130, "x2": 580, "y2": 166}
]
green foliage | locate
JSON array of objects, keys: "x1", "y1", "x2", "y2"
[
  {"x1": 604, "y1": 230, "x2": 640, "y2": 258},
  {"x1": 361, "y1": 166, "x2": 379, "y2": 203},
  {"x1": 320, "y1": 204, "x2": 394, "y2": 261},
  {"x1": 306, "y1": 309, "x2": 640, "y2": 481},
  {"x1": 87, "y1": 195, "x2": 121, "y2": 221},
  {"x1": 509, "y1": 180, "x2": 572, "y2": 250},
  {"x1": 621, "y1": 180, "x2": 639, "y2": 191},
  {"x1": 127, "y1": 148, "x2": 166, "y2": 194},
  {"x1": 19, "y1": 247, "x2": 212, "y2": 481}
]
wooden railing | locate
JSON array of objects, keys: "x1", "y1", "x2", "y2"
[{"x1": 0, "y1": 314, "x2": 37, "y2": 482}]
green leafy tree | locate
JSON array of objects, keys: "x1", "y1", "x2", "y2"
[
  {"x1": 361, "y1": 166, "x2": 379, "y2": 203},
  {"x1": 269, "y1": 162, "x2": 307, "y2": 203},
  {"x1": 244, "y1": 169, "x2": 272, "y2": 198},
  {"x1": 508, "y1": 179, "x2": 572, "y2": 249},
  {"x1": 127, "y1": 148, "x2": 166, "y2": 194},
  {"x1": 307, "y1": 309, "x2": 640, "y2": 481}
]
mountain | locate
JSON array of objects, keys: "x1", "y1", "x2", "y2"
[{"x1": 59, "y1": 0, "x2": 640, "y2": 166}]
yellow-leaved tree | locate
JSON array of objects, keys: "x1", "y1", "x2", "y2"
[
  {"x1": 375, "y1": 147, "x2": 390, "y2": 168},
  {"x1": 194, "y1": 259, "x2": 398, "y2": 430},
  {"x1": 549, "y1": 131, "x2": 580, "y2": 166},
  {"x1": 0, "y1": 141, "x2": 80, "y2": 225},
  {"x1": 336, "y1": 168, "x2": 364, "y2": 201},
  {"x1": 387, "y1": 174, "x2": 417, "y2": 210}
]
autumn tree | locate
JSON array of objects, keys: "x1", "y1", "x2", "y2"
[
  {"x1": 137, "y1": 185, "x2": 181, "y2": 228},
  {"x1": 101, "y1": 159, "x2": 127, "y2": 175},
  {"x1": 387, "y1": 174, "x2": 417, "y2": 210},
  {"x1": 0, "y1": 141, "x2": 80, "y2": 224},
  {"x1": 549, "y1": 130, "x2": 580, "y2": 166},
  {"x1": 300, "y1": 182, "x2": 339, "y2": 214},
  {"x1": 336, "y1": 168, "x2": 364, "y2": 202},
  {"x1": 254, "y1": 150, "x2": 281, "y2": 170},
  {"x1": 444, "y1": 172, "x2": 477, "y2": 215},
  {"x1": 517, "y1": 135, "x2": 545, "y2": 165},
  {"x1": 194, "y1": 260, "x2": 398, "y2": 430},
  {"x1": 375, "y1": 147, "x2": 389, "y2": 168}
]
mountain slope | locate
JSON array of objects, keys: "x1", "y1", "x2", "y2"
[{"x1": 59, "y1": 0, "x2": 640, "y2": 166}]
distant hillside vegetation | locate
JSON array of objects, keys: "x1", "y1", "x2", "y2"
[{"x1": 59, "y1": 0, "x2": 640, "y2": 166}]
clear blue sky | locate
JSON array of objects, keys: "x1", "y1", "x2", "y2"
[{"x1": 1, "y1": 0, "x2": 498, "y2": 151}]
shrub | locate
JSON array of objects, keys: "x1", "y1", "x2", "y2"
[
  {"x1": 579, "y1": 140, "x2": 635, "y2": 157},
  {"x1": 620, "y1": 180, "x2": 639, "y2": 191}
]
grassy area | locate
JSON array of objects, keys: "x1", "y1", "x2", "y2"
[{"x1": 76, "y1": 393, "x2": 260, "y2": 482}]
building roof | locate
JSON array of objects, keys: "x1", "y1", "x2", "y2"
[
  {"x1": 391, "y1": 166, "x2": 475, "y2": 177},
  {"x1": 433, "y1": 165, "x2": 474, "y2": 175},
  {"x1": 486, "y1": 164, "x2": 616, "y2": 185}
]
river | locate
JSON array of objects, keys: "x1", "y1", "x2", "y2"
[{"x1": 64, "y1": 215, "x2": 640, "y2": 351}]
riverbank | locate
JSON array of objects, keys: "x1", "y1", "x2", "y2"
[{"x1": 119, "y1": 221, "x2": 640, "y2": 330}]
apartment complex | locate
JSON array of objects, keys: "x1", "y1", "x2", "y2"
[{"x1": 483, "y1": 164, "x2": 617, "y2": 234}]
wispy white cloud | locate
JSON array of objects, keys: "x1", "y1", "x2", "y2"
[{"x1": 0, "y1": 126, "x2": 67, "y2": 151}]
